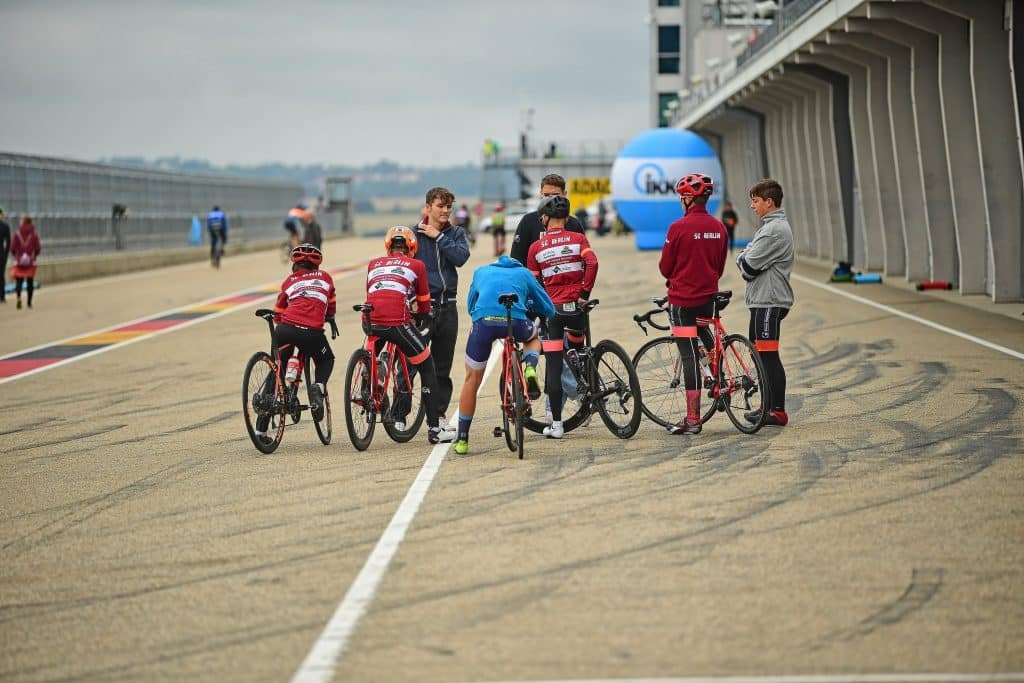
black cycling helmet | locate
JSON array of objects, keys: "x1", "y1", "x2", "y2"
[{"x1": 538, "y1": 195, "x2": 571, "y2": 219}]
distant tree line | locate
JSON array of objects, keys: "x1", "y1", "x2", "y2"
[{"x1": 101, "y1": 156, "x2": 505, "y2": 206}]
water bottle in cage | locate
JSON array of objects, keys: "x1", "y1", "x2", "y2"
[{"x1": 285, "y1": 355, "x2": 301, "y2": 383}]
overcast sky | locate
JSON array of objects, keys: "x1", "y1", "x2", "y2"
[{"x1": 0, "y1": 0, "x2": 650, "y2": 167}]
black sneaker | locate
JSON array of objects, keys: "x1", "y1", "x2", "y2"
[{"x1": 309, "y1": 383, "x2": 325, "y2": 421}]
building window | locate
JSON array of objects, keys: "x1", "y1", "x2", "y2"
[
  {"x1": 658, "y1": 0, "x2": 681, "y2": 5},
  {"x1": 658, "y1": 92, "x2": 678, "y2": 128},
  {"x1": 658, "y1": 25, "x2": 680, "y2": 74}
]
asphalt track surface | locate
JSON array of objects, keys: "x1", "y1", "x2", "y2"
[{"x1": 1, "y1": 236, "x2": 1022, "y2": 683}]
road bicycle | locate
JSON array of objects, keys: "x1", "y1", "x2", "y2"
[
  {"x1": 523, "y1": 299, "x2": 643, "y2": 439},
  {"x1": 632, "y1": 291, "x2": 768, "y2": 434},
  {"x1": 490, "y1": 293, "x2": 534, "y2": 459},
  {"x1": 343, "y1": 304, "x2": 427, "y2": 451},
  {"x1": 241, "y1": 309, "x2": 335, "y2": 453}
]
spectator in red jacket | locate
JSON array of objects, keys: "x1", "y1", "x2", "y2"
[
  {"x1": 658, "y1": 173, "x2": 728, "y2": 435},
  {"x1": 10, "y1": 214, "x2": 42, "y2": 310}
]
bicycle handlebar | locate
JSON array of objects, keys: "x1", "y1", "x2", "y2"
[{"x1": 632, "y1": 306, "x2": 670, "y2": 336}]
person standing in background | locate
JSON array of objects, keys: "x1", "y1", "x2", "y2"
[
  {"x1": 721, "y1": 200, "x2": 739, "y2": 253},
  {"x1": 10, "y1": 214, "x2": 41, "y2": 310},
  {"x1": 413, "y1": 186, "x2": 470, "y2": 433},
  {"x1": 303, "y1": 208, "x2": 323, "y2": 249},
  {"x1": 737, "y1": 178, "x2": 795, "y2": 427},
  {"x1": 0, "y1": 208, "x2": 10, "y2": 303}
]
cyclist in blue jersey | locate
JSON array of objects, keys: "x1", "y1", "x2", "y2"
[
  {"x1": 450, "y1": 255, "x2": 554, "y2": 455},
  {"x1": 206, "y1": 206, "x2": 228, "y2": 268}
]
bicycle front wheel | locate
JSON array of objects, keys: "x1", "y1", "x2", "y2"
[
  {"x1": 383, "y1": 355, "x2": 426, "y2": 442},
  {"x1": 632, "y1": 337, "x2": 684, "y2": 429},
  {"x1": 720, "y1": 334, "x2": 768, "y2": 434},
  {"x1": 243, "y1": 351, "x2": 285, "y2": 454},
  {"x1": 344, "y1": 349, "x2": 376, "y2": 450},
  {"x1": 592, "y1": 340, "x2": 643, "y2": 438},
  {"x1": 304, "y1": 361, "x2": 332, "y2": 445}
]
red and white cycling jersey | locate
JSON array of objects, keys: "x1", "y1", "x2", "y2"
[
  {"x1": 273, "y1": 268, "x2": 337, "y2": 329},
  {"x1": 526, "y1": 228, "x2": 598, "y2": 304},
  {"x1": 365, "y1": 255, "x2": 432, "y2": 325}
]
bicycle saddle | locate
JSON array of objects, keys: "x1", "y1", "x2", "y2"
[
  {"x1": 498, "y1": 293, "x2": 519, "y2": 307},
  {"x1": 352, "y1": 303, "x2": 374, "y2": 313}
]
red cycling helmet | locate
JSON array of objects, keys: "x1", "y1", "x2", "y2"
[
  {"x1": 291, "y1": 243, "x2": 323, "y2": 267},
  {"x1": 675, "y1": 173, "x2": 714, "y2": 198}
]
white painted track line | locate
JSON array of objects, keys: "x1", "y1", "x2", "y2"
[
  {"x1": 792, "y1": 273, "x2": 1024, "y2": 361},
  {"x1": 290, "y1": 342, "x2": 504, "y2": 683},
  {"x1": 482, "y1": 674, "x2": 1024, "y2": 683}
]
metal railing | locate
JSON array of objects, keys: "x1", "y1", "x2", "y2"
[{"x1": 1, "y1": 152, "x2": 303, "y2": 257}]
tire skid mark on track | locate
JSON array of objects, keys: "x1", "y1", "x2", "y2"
[
  {"x1": 4, "y1": 425, "x2": 128, "y2": 454},
  {"x1": 1, "y1": 619, "x2": 325, "y2": 682},
  {"x1": 374, "y1": 445, "x2": 838, "y2": 615},
  {"x1": 808, "y1": 568, "x2": 945, "y2": 651},
  {"x1": 1, "y1": 457, "x2": 204, "y2": 561}
]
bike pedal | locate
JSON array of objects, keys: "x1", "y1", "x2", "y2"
[{"x1": 492, "y1": 426, "x2": 503, "y2": 437}]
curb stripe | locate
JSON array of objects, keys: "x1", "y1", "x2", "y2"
[{"x1": 0, "y1": 263, "x2": 365, "y2": 384}]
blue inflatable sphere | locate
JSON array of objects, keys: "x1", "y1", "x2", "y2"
[{"x1": 611, "y1": 129, "x2": 725, "y2": 250}]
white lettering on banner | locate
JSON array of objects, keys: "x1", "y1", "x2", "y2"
[{"x1": 611, "y1": 157, "x2": 724, "y2": 202}]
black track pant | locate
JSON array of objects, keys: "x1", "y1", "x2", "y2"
[{"x1": 749, "y1": 307, "x2": 789, "y2": 412}]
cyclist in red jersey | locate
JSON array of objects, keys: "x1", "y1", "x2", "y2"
[
  {"x1": 526, "y1": 195, "x2": 599, "y2": 440},
  {"x1": 364, "y1": 226, "x2": 448, "y2": 444},
  {"x1": 254, "y1": 243, "x2": 336, "y2": 444},
  {"x1": 658, "y1": 172, "x2": 728, "y2": 435}
]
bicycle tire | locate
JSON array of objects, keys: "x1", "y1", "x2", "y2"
[
  {"x1": 344, "y1": 349, "x2": 376, "y2": 451},
  {"x1": 522, "y1": 352, "x2": 590, "y2": 435},
  {"x1": 382, "y1": 354, "x2": 426, "y2": 442},
  {"x1": 242, "y1": 351, "x2": 285, "y2": 454},
  {"x1": 631, "y1": 337, "x2": 685, "y2": 429},
  {"x1": 304, "y1": 361, "x2": 332, "y2": 445},
  {"x1": 511, "y1": 354, "x2": 526, "y2": 459},
  {"x1": 720, "y1": 334, "x2": 768, "y2": 434},
  {"x1": 592, "y1": 339, "x2": 643, "y2": 438}
]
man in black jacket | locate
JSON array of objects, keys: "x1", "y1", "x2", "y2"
[
  {"x1": 0, "y1": 208, "x2": 10, "y2": 303},
  {"x1": 509, "y1": 173, "x2": 585, "y2": 265},
  {"x1": 414, "y1": 186, "x2": 471, "y2": 435}
]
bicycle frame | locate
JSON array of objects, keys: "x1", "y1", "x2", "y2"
[
  {"x1": 500, "y1": 315, "x2": 530, "y2": 418},
  {"x1": 634, "y1": 294, "x2": 755, "y2": 403},
  {"x1": 362, "y1": 335, "x2": 414, "y2": 413}
]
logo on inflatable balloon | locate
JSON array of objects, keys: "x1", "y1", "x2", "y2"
[{"x1": 611, "y1": 128, "x2": 724, "y2": 250}]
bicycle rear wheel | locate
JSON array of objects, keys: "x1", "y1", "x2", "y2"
[
  {"x1": 523, "y1": 352, "x2": 589, "y2": 434},
  {"x1": 304, "y1": 361, "x2": 332, "y2": 445},
  {"x1": 344, "y1": 349, "x2": 376, "y2": 450},
  {"x1": 500, "y1": 356, "x2": 526, "y2": 459},
  {"x1": 720, "y1": 334, "x2": 768, "y2": 434},
  {"x1": 592, "y1": 340, "x2": 643, "y2": 438},
  {"x1": 243, "y1": 351, "x2": 285, "y2": 454},
  {"x1": 632, "y1": 337, "x2": 684, "y2": 429},
  {"x1": 383, "y1": 355, "x2": 426, "y2": 442}
]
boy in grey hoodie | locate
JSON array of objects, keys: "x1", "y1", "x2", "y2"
[{"x1": 736, "y1": 179, "x2": 794, "y2": 426}]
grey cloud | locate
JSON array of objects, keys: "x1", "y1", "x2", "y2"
[{"x1": 0, "y1": 0, "x2": 649, "y2": 166}]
